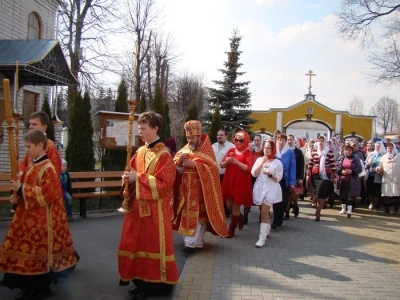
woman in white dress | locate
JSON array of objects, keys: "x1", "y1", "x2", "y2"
[{"x1": 251, "y1": 140, "x2": 283, "y2": 248}]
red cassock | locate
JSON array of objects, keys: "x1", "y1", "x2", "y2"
[
  {"x1": 0, "y1": 159, "x2": 77, "y2": 275},
  {"x1": 118, "y1": 142, "x2": 179, "y2": 284},
  {"x1": 221, "y1": 148, "x2": 254, "y2": 206}
]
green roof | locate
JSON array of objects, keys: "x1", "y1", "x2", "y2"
[{"x1": 0, "y1": 39, "x2": 78, "y2": 86}]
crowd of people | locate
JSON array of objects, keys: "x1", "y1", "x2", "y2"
[{"x1": 1, "y1": 111, "x2": 399, "y2": 300}]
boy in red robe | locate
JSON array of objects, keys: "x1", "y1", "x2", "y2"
[
  {"x1": 118, "y1": 111, "x2": 179, "y2": 300},
  {"x1": 19, "y1": 111, "x2": 62, "y2": 176},
  {"x1": 0, "y1": 130, "x2": 77, "y2": 300}
]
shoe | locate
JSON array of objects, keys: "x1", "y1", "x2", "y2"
[
  {"x1": 14, "y1": 291, "x2": 29, "y2": 300},
  {"x1": 181, "y1": 246, "x2": 195, "y2": 254},
  {"x1": 271, "y1": 223, "x2": 277, "y2": 230},
  {"x1": 129, "y1": 286, "x2": 139, "y2": 294},
  {"x1": 25, "y1": 289, "x2": 52, "y2": 300},
  {"x1": 293, "y1": 206, "x2": 299, "y2": 217},
  {"x1": 369, "y1": 204, "x2": 373, "y2": 210},
  {"x1": 339, "y1": 204, "x2": 346, "y2": 214},
  {"x1": 255, "y1": 223, "x2": 270, "y2": 248},
  {"x1": 68, "y1": 216, "x2": 74, "y2": 222},
  {"x1": 347, "y1": 205, "x2": 352, "y2": 218},
  {"x1": 315, "y1": 217, "x2": 320, "y2": 222},
  {"x1": 283, "y1": 211, "x2": 290, "y2": 220},
  {"x1": 238, "y1": 214, "x2": 244, "y2": 230},
  {"x1": 132, "y1": 291, "x2": 147, "y2": 300}
]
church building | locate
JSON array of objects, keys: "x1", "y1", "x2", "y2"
[{"x1": 250, "y1": 71, "x2": 375, "y2": 141}]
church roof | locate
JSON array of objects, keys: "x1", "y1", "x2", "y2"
[
  {"x1": 253, "y1": 93, "x2": 375, "y2": 119},
  {"x1": 0, "y1": 39, "x2": 78, "y2": 86}
]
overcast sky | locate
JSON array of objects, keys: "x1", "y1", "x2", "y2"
[{"x1": 108, "y1": 0, "x2": 400, "y2": 114}]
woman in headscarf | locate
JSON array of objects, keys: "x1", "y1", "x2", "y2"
[
  {"x1": 376, "y1": 142, "x2": 400, "y2": 215},
  {"x1": 306, "y1": 135, "x2": 337, "y2": 221},
  {"x1": 221, "y1": 131, "x2": 254, "y2": 238},
  {"x1": 302, "y1": 139, "x2": 316, "y2": 204},
  {"x1": 285, "y1": 134, "x2": 304, "y2": 219},
  {"x1": 251, "y1": 140, "x2": 283, "y2": 248},
  {"x1": 336, "y1": 144, "x2": 362, "y2": 217},
  {"x1": 244, "y1": 133, "x2": 264, "y2": 224},
  {"x1": 272, "y1": 133, "x2": 296, "y2": 229},
  {"x1": 365, "y1": 141, "x2": 385, "y2": 212}
]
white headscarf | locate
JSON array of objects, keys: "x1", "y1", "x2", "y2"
[
  {"x1": 317, "y1": 138, "x2": 329, "y2": 180},
  {"x1": 275, "y1": 139, "x2": 289, "y2": 159},
  {"x1": 288, "y1": 134, "x2": 296, "y2": 150},
  {"x1": 387, "y1": 142, "x2": 398, "y2": 160},
  {"x1": 373, "y1": 141, "x2": 386, "y2": 156},
  {"x1": 249, "y1": 134, "x2": 264, "y2": 152}
]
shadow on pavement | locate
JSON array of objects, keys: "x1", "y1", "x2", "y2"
[{"x1": 0, "y1": 214, "x2": 187, "y2": 300}]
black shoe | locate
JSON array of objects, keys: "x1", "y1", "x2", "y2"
[
  {"x1": 129, "y1": 286, "x2": 139, "y2": 294},
  {"x1": 132, "y1": 291, "x2": 147, "y2": 300},
  {"x1": 25, "y1": 289, "x2": 52, "y2": 300},
  {"x1": 181, "y1": 246, "x2": 195, "y2": 254},
  {"x1": 315, "y1": 217, "x2": 320, "y2": 222},
  {"x1": 293, "y1": 206, "x2": 299, "y2": 217},
  {"x1": 243, "y1": 215, "x2": 248, "y2": 225},
  {"x1": 271, "y1": 223, "x2": 277, "y2": 230},
  {"x1": 14, "y1": 291, "x2": 29, "y2": 300},
  {"x1": 283, "y1": 211, "x2": 289, "y2": 220}
]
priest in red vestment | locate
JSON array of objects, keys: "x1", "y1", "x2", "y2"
[
  {"x1": 0, "y1": 130, "x2": 77, "y2": 300},
  {"x1": 172, "y1": 120, "x2": 228, "y2": 254},
  {"x1": 118, "y1": 111, "x2": 179, "y2": 300}
]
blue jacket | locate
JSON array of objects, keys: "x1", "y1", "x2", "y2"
[{"x1": 280, "y1": 149, "x2": 297, "y2": 187}]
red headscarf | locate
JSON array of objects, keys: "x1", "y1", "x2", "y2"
[
  {"x1": 265, "y1": 140, "x2": 277, "y2": 159},
  {"x1": 234, "y1": 130, "x2": 250, "y2": 151}
]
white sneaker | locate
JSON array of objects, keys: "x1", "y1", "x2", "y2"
[
  {"x1": 339, "y1": 209, "x2": 346, "y2": 214},
  {"x1": 369, "y1": 204, "x2": 373, "y2": 210}
]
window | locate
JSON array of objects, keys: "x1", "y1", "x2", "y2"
[
  {"x1": 28, "y1": 12, "x2": 41, "y2": 39},
  {"x1": 23, "y1": 91, "x2": 38, "y2": 128}
]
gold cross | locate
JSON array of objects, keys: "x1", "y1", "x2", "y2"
[{"x1": 305, "y1": 70, "x2": 316, "y2": 93}]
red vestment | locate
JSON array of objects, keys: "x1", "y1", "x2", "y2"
[
  {"x1": 118, "y1": 142, "x2": 179, "y2": 284},
  {"x1": 19, "y1": 139, "x2": 62, "y2": 176},
  {"x1": 221, "y1": 148, "x2": 254, "y2": 206},
  {"x1": 172, "y1": 134, "x2": 228, "y2": 238},
  {"x1": 0, "y1": 158, "x2": 77, "y2": 275}
]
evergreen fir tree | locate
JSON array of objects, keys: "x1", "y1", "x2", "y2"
[
  {"x1": 139, "y1": 93, "x2": 147, "y2": 113},
  {"x1": 207, "y1": 29, "x2": 256, "y2": 134},
  {"x1": 41, "y1": 97, "x2": 55, "y2": 142},
  {"x1": 66, "y1": 92, "x2": 95, "y2": 172},
  {"x1": 115, "y1": 78, "x2": 129, "y2": 113},
  {"x1": 209, "y1": 101, "x2": 222, "y2": 144},
  {"x1": 163, "y1": 100, "x2": 171, "y2": 138},
  {"x1": 103, "y1": 78, "x2": 129, "y2": 171},
  {"x1": 181, "y1": 101, "x2": 199, "y2": 148}
]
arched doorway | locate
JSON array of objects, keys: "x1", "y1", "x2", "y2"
[{"x1": 284, "y1": 119, "x2": 334, "y2": 139}]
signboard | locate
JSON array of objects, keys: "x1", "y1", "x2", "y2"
[{"x1": 96, "y1": 111, "x2": 143, "y2": 150}]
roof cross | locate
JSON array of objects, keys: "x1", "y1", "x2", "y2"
[{"x1": 305, "y1": 70, "x2": 316, "y2": 93}]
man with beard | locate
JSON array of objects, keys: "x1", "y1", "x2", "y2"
[
  {"x1": 212, "y1": 129, "x2": 234, "y2": 216},
  {"x1": 173, "y1": 121, "x2": 228, "y2": 253}
]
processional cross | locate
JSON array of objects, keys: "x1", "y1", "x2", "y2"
[{"x1": 305, "y1": 70, "x2": 316, "y2": 93}]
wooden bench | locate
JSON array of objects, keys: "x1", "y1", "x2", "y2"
[
  {"x1": 69, "y1": 171, "x2": 122, "y2": 217},
  {"x1": 0, "y1": 171, "x2": 123, "y2": 217}
]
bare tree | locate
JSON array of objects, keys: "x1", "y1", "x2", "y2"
[
  {"x1": 58, "y1": 0, "x2": 120, "y2": 127},
  {"x1": 336, "y1": 1, "x2": 400, "y2": 84},
  {"x1": 348, "y1": 95, "x2": 365, "y2": 115},
  {"x1": 122, "y1": 0, "x2": 163, "y2": 102},
  {"x1": 370, "y1": 96, "x2": 398, "y2": 133}
]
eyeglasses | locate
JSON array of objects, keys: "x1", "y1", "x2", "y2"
[{"x1": 235, "y1": 139, "x2": 244, "y2": 143}]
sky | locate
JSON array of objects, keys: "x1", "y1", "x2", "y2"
[{"x1": 109, "y1": 0, "x2": 400, "y2": 114}]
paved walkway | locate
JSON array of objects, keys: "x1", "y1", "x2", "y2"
[{"x1": 173, "y1": 201, "x2": 400, "y2": 300}]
